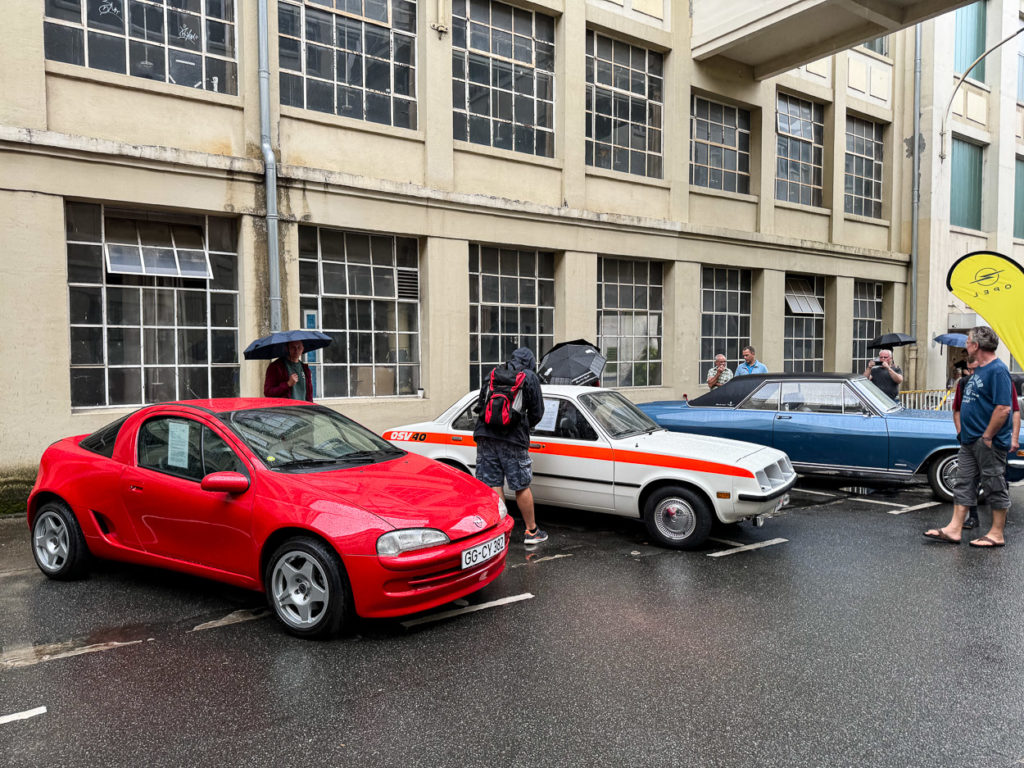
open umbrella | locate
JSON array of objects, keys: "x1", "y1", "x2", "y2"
[
  {"x1": 539, "y1": 339, "x2": 607, "y2": 385},
  {"x1": 243, "y1": 329, "x2": 332, "y2": 360},
  {"x1": 867, "y1": 332, "x2": 916, "y2": 349},
  {"x1": 933, "y1": 333, "x2": 968, "y2": 348}
]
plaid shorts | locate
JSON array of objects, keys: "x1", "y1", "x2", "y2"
[{"x1": 475, "y1": 438, "x2": 533, "y2": 492}]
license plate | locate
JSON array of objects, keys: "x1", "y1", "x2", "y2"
[
  {"x1": 774, "y1": 493, "x2": 790, "y2": 513},
  {"x1": 461, "y1": 533, "x2": 506, "y2": 570}
]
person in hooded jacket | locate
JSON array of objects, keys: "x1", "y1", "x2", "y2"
[{"x1": 474, "y1": 347, "x2": 548, "y2": 545}]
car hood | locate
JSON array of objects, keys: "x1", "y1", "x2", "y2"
[
  {"x1": 620, "y1": 430, "x2": 773, "y2": 464},
  {"x1": 890, "y1": 408, "x2": 956, "y2": 422},
  {"x1": 282, "y1": 453, "x2": 500, "y2": 540}
]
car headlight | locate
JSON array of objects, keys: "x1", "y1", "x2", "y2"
[
  {"x1": 376, "y1": 528, "x2": 450, "y2": 556},
  {"x1": 497, "y1": 497, "x2": 507, "y2": 521}
]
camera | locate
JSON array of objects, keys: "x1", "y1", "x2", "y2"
[{"x1": 872, "y1": 358, "x2": 883, "y2": 366}]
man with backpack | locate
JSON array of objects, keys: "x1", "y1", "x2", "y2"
[{"x1": 474, "y1": 347, "x2": 548, "y2": 545}]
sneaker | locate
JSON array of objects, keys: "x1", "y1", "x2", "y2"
[
  {"x1": 962, "y1": 517, "x2": 979, "y2": 530},
  {"x1": 523, "y1": 527, "x2": 548, "y2": 545}
]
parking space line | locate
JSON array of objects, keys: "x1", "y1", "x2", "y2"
[
  {"x1": 0, "y1": 706, "x2": 47, "y2": 726},
  {"x1": 889, "y1": 501, "x2": 941, "y2": 515},
  {"x1": 707, "y1": 538, "x2": 788, "y2": 558},
  {"x1": 0, "y1": 639, "x2": 145, "y2": 670},
  {"x1": 401, "y1": 593, "x2": 534, "y2": 628},
  {"x1": 847, "y1": 497, "x2": 905, "y2": 507},
  {"x1": 509, "y1": 553, "x2": 573, "y2": 569},
  {"x1": 190, "y1": 608, "x2": 269, "y2": 632},
  {"x1": 792, "y1": 488, "x2": 837, "y2": 497},
  {"x1": 708, "y1": 536, "x2": 744, "y2": 547}
]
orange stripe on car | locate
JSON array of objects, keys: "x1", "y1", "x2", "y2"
[{"x1": 382, "y1": 431, "x2": 755, "y2": 479}]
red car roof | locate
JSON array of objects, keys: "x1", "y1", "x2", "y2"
[{"x1": 163, "y1": 397, "x2": 317, "y2": 414}]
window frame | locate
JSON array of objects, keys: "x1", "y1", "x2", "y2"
[
  {"x1": 596, "y1": 256, "x2": 664, "y2": 388},
  {"x1": 775, "y1": 92, "x2": 825, "y2": 208},
  {"x1": 690, "y1": 94, "x2": 751, "y2": 194},
  {"x1": 699, "y1": 266, "x2": 752, "y2": 377},
  {"x1": 844, "y1": 115, "x2": 884, "y2": 219}
]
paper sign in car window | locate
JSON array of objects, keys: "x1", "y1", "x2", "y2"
[
  {"x1": 167, "y1": 421, "x2": 191, "y2": 469},
  {"x1": 535, "y1": 398, "x2": 559, "y2": 433}
]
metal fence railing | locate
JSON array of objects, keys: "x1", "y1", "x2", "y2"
[{"x1": 899, "y1": 389, "x2": 954, "y2": 411}]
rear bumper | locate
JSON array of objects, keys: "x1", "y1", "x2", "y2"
[{"x1": 344, "y1": 515, "x2": 516, "y2": 618}]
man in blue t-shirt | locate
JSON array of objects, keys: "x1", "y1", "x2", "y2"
[
  {"x1": 925, "y1": 326, "x2": 1015, "y2": 548},
  {"x1": 735, "y1": 345, "x2": 768, "y2": 376}
]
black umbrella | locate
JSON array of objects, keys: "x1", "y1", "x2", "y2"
[
  {"x1": 243, "y1": 329, "x2": 332, "y2": 360},
  {"x1": 867, "y1": 332, "x2": 916, "y2": 349},
  {"x1": 538, "y1": 339, "x2": 607, "y2": 385}
]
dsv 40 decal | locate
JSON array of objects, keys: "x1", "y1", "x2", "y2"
[{"x1": 386, "y1": 431, "x2": 427, "y2": 442}]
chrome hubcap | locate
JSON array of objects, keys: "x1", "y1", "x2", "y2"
[
  {"x1": 940, "y1": 457, "x2": 958, "y2": 495},
  {"x1": 654, "y1": 497, "x2": 697, "y2": 540},
  {"x1": 34, "y1": 511, "x2": 69, "y2": 573},
  {"x1": 270, "y1": 551, "x2": 329, "y2": 629}
]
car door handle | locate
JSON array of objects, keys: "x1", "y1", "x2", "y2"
[
  {"x1": 451, "y1": 436, "x2": 463, "y2": 442},
  {"x1": 129, "y1": 484, "x2": 144, "y2": 492},
  {"x1": 530, "y1": 443, "x2": 545, "y2": 450},
  {"x1": 776, "y1": 415, "x2": 792, "y2": 420}
]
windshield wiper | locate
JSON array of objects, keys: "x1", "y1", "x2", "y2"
[
  {"x1": 335, "y1": 448, "x2": 403, "y2": 463},
  {"x1": 273, "y1": 457, "x2": 341, "y2": 468}
]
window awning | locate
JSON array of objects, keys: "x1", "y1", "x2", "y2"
[{"x1": 784, "y1": 278, "x2": 824, "y2": 316}]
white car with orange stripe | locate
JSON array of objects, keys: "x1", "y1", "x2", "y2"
[{"x1": 383, "y1": 386, "x2": 796, "y2": 549}]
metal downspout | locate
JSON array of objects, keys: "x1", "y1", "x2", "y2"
[
  {"x1": 910, "y1": 24, "x2": 921, "y2": 386},
  {"x1": 258, "y1": 0, "x2": 282, "y2": 333}
]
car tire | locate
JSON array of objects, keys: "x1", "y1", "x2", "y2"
[
  {"x1": 928, "y1": 452, "x2": 958, "y2": 503},
  {"x1": 265, "y1": 537, "x2": 352, "y2": 639},
  {"x1": 644, "y1": 486, "x2": 713, "y2": 550},
  {"x1": 31, "y1": 501, "x2": 90, "y2": 580}
]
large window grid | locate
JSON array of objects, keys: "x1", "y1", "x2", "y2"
[
  {"x1": 597, "y1": 258, "x2": 663, "y2": 387},
  {"x1": 66, "y1": 202, "x2": 240, "y2": 408},
  {"x1": 954, "y1": 1, "x2": 986, "y2": 83},
  {"x1": 862, "y1": 36, "x2": 889, "y2": 56},
  {"x1": 844, "y1": 116, "x2": 884, "y2": 218},
  {"x1": 451, "y1": 0, "x2": 555, "y2": 157},
  {"x1": 690, "y1": 96, "x2": 751, "y2": 194},
  {"x1": 469, "y1": 245, "x2": 554, "y2": 390},
  {"x1": 852, "y1": 280, "x2": 883, "y2": 372},
  {"x1": 44, "y1": 0, "x2": 238, "y2": 94},
  {"x1": 584, "y1": 31, "x2": 664, "y2": 178},
  {"x1": 776, "y1": 93, "x2": 824, "y2": 207},
  {"x1": 699, "y1": 267, "x2": 752, "y2": 374},
  {"x1": 784, "y1": 274, "x2": 825, "y2": 373},
  {"x1": 298, "y1": 226, "x2": 421, "y2": 398},
  {"x1": 279, "y1": 0, "x2": 417, "y2": 128}
]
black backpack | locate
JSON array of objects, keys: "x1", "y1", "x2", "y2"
[{"x1": 481, "y1": 364, "x2": 526, "y2": 430}]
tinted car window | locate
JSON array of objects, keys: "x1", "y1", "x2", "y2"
[
  {"x1": 739, "y1": 382, "x2": 780, "y2": 411},
  {"x1": 452, "y1": 403, "x2": 477, "y2": 431},
  {"x1": 79, "y1": 414, "x2": 131, "y2": 458},
  {"x1": 203, "y1": 428, "x2": 246, "y2": 475},
  {"x1": 138, "y1": 417, "x2": 205, "y2": 481},
  {"x1": 533, "y1": 399, "x2": 599, "y2": 441}
]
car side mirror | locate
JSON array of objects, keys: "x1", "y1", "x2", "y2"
[{"x1": 201, "y1": 471, "x2": 250, "y2": 494}]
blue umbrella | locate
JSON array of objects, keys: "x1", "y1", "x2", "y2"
[
  {"x1": 243, "y1": 330, "x2": 332, "y2": 360},
  {"x1": 933, "y1": 333, "x2": 968, "y2": 348}
]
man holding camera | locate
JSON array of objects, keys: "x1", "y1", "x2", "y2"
[{"x1": 863, "y1": 348, "x2": 903, "y2": 400}]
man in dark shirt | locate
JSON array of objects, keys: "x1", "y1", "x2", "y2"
[
  {"x1": 474, "y1": 347, "x2": 548, "y2": 545},
  {"x1": 863, "y1": 348, "x2": 903, "y2": 400}
]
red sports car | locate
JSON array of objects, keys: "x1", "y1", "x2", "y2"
[{"x1": 27, "y1": 399, "x2": 513, "y2": 638}]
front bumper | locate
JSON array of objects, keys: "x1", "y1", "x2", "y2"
[{"x1": 344, "y1": 515, "x2": 516, "y2": 618}]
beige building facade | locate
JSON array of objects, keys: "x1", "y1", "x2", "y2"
[{"x1": 1, "y1": 0, "x2": 1020, "y2": 509}]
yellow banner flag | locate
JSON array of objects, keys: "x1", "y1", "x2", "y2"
[{"x1": 946, "y1": 251, "x2": 1024, "y2": 365}]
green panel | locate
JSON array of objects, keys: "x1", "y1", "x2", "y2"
[
  {"x1": 1015, "y1": 158, "x2": 1024, "y2": 240},
  {"x1": 954, "y1": 1, "x2": 986, "y2": 82},
  {"x1": 950, "y1": 139, "x2": 982, "y2": 230}
]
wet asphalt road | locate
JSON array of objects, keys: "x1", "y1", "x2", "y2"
[{"x1": 3, "y1": 481, "x2": 1024, "y2": 768}]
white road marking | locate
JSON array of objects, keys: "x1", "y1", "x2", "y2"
[
  {"x1": 791, "y1": 488, "x2": 837, "y2": 497},
  {"x1": 708, "y1": 536, "x2": 744, "y2": 547},
  {"x1": 0, "y1": 639, "x2": 144, "y2": 670},
  {"x1": 889, "y1": 501, "x2": 941, "y2": 515},
  {"x1": 0, "y1": 568, "x2": 37, "y2": 579},
  {"x1": 190, "y1": 608, "x2": 269, "y2": 632},
  {"x1": 707, "y1": 538, "x2": 788, "y2": 558},
  {"x1": 509, "y1": 553, "x2": 573, "y2": 569},
  {"x1": 0, "y1": 706, "x2": 47, "y2": 725},
  {"x1": 846, "y1": 497, "x2": 906, "y2": 507},
  {"x1": 401, "y1": 593, "x2": 534, "y2": 628}
]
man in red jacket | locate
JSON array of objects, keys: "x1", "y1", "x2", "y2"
[{"x1": 263, "y1": 341, "x2": 314, "y2": 401}]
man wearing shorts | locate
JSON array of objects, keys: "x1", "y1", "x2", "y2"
[
  {"x1": 474, "y1": 347, "x2": 548, "y2": 545},
  {"x1": 925, "y1": 326, "x2": 1015, "y2": 547}
]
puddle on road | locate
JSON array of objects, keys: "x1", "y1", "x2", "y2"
[{"x1": 0, "y1": 637, "x2": 148, "y2": 670}]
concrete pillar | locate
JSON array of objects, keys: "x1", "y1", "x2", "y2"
[
  {"x1": 1, "y1": 0, "x2": 47, "y2": 129},
  {"x1": 665, "y1": 259, "x2": 702, "y2": 396},
  {"x1": 559, "y1": 5, "x2": 586, "y2": 209},
  {"x1": 829, "y1": 55, "x2": 848, "y2": 244},
  {"x1": 555, "y1": 251, "x2": 597, "y2": 341},
  {"x1": 667, "y1": 0, "x2": 692, "y2": 222},
  {"x1": 826, "y1": 276, "x2": 854, "y2": 372},
  {"x1": 239, "y1": 215, "x2": 268, "y2": 397},
  {"x1": 420, "y1": 237, "x2": 470, "y2": 406},
  {"x1": 752, "y1": 268, "x2": 785, "y2": 370},
  {"x1": 423, "y1": 0, "x2": 454, "y2": 190}
]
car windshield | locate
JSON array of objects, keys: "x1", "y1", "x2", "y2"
[
  {"x1": 220, "y1": 405, "x2": 403, "y2": 470},
  {"x1": 578, "y1": 390, "x2": 661, "y2": 438},
  {"x1": 852, "y1": 376, "x2": 901, "y2": 413}
]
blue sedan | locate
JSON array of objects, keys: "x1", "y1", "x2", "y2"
[{"x1": 638, "y1": 373, "x2": 1024, "y2": 502}]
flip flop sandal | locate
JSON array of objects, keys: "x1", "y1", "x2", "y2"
[
  {"x1": 969, "y1": 535, "x2": 1005, "y2": 548},
  {"x1": 923, "y1": 529, "x2": 960, "y2": 544}
]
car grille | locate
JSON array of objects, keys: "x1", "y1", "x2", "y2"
[{"x1": 755, "y1": 457, "x2": 796, "y2": 492}]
